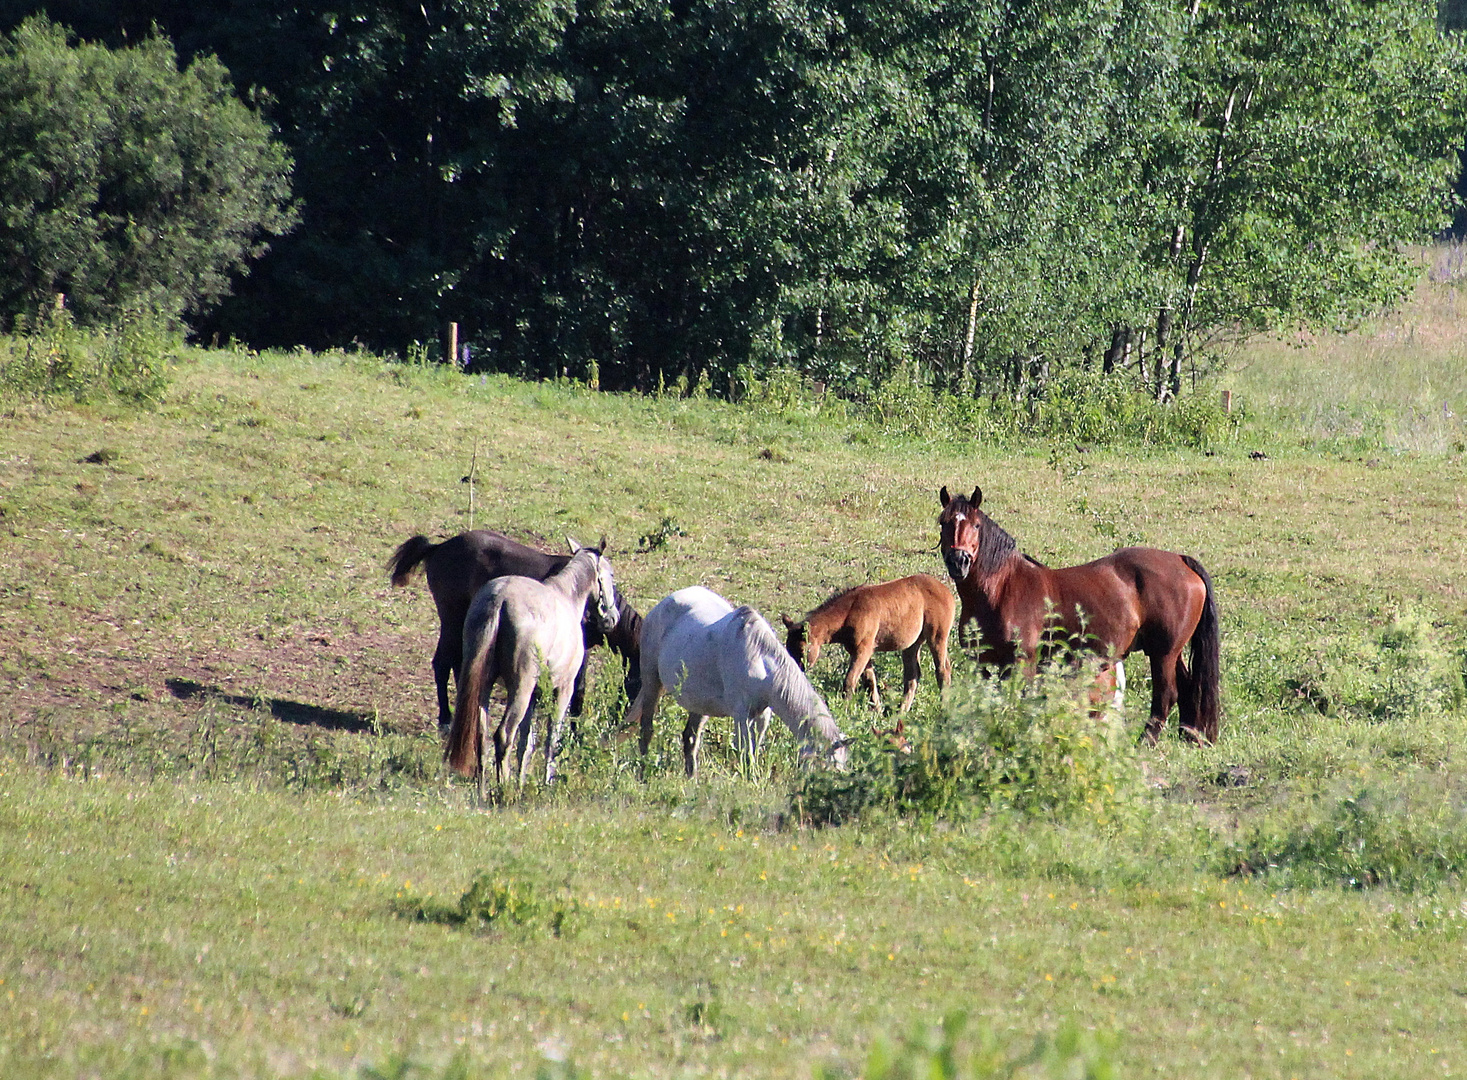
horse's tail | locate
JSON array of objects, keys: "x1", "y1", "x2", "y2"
[
  {"x1": 446, "y1": 601, "x2": 502, "y2": 776},
  {"x1": 388, "y1": 534, "x2": 438, "y2": 587},
  {"x1": 1180, "y1": 555, "x2": 1221, "y2": 743}
]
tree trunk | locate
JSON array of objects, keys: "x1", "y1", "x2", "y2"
[
  {"x1": 960, "y1": 278, "x2": 980, "y2": 395},
  {"x1": 1103, "y1": 326, "x2": 1126, "y2": 374}
]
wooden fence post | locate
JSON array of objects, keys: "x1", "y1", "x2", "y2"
[
  {"x1": 447, "y1": 322, "x2": 459, "y2": 367},
  {"x1": 1220, "y1": 389, "x2": 1232, "y2": 414}
]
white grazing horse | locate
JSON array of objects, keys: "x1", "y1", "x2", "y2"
[
  {"x1": 445, "y1": 539, "x2": 618, "y2": 797},
  {"x1": 623, "y1": 586, "x2": 849, "y2": 777}
]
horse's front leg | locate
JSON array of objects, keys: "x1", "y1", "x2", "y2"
[
  {"x1": 567, "y1": 652, "x2": 589, "y2": 723},
  {"x1": 681, "y1": 713, "x2": 708, "y2": 778},
  {"x1": 842, "y1": 639, "x2": 879, "y2": 707},
  {"x1": 734, "y1": 707, "x2": 773, "y2": 774},
  {"x1": 618, "y1": 678, "x2": 662, "y2": 779},
  {"x1": 863, "y1": 662, "x2": 881, "y2": 709},
  {"x1": 432, "y1": 634, "x2": 457, "y2": 732}
]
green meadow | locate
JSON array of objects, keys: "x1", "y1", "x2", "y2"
[{"x1": 2, "y1": 271, "x2": 1467, "y2": 1078}]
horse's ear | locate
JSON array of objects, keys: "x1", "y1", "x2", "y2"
[
  {"x1": 780, "y1": 614, "x2": 796, "y2": 629},
  {"x1": 598, "y1": 534, "x2": 608, "y2": 554},
  {"x1": 566, "y1": 535, "x2": 582, "y2": 553},
  {"x1": 939, "y1": 486, "x2": 951, "y2": 507},
  {"x1": 970, "y1": 485, "x2": 983, "y2": 508}
]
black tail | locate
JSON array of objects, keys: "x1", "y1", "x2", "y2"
[
  {"x1": 1180, "y1": 555, "x2": 1221, "y2": 743},
  {"x1": 388, "y1": 534, "x2": 437, "y2": 587}
]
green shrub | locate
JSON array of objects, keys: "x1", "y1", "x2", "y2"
[
  {"x1": 1284, "y1": 611, "x2": 1464, "y2": 722},
  {"x1": 1, "y1": 302, "x2": 176, "y2": 404},
  {"x1": 1223, "y1": 774, "x2": 1467, "y2": 890},
  {"x1": 857, "y1": 367, "x2": 1236, "y2": 450},
  {"x1": 816, "y1": 1011, "x2": 1119, "y2": 1080},
  {"x1": 457, "y1": 874, "x2": 577, "y2": 933},
  {"x1": 795, "y1": 662, "x2": 1146, "y2": 827}
]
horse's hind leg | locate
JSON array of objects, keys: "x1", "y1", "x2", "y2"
[
  {"x1": 1174, "y1": 659, "x2": 1208, "y2": 744},
  {"x1": 514, "y1": 683, "x2": 540, "y2": 768},
  {"x1": 929, "y1": 621, "x2": 952, "y2": 693},
  {"x1": 681, "y1": 713, "x2": 708, "y2": 778},
  {"x1": 545, "y1": 678, "x2": 577, "y2": 784},
  {"x1": 899, "y1": 643, "x2": 922, "y2": 712},
  {"x1": 1142, "y1": 649, "x2": 1184, "y2": 744},
  {"x1": 496, "y1": 678, "x2": 537, "y2": 791}
]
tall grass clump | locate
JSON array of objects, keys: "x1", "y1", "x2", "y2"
[
  {"x1": 1223, "y1": 773, "x2": 1467, "y2": 891},
  {"x1": 795, "y1": 660, "x2": 1147, "y2": 827},
  {"x1": 0, "y1": 302, "x2": 177, "y2": 404},
  {"x1": 1282, "y1": 611, "x2": 1465, "y2": 722},
  {"x1": 819, "y1": 1011, "x2": 1120, "y2": 1080},
  {"x1": 862, "y1": 366, "x2": 1236, "y2": 450}
]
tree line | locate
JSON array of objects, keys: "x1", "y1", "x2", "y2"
[{"x1": 1, "y1": 1, "x2": 1462, "y2": 398}]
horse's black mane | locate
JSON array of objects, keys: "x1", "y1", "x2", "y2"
[{"x1": 585, "y1": 587, "x2": 642, "y2": 659}]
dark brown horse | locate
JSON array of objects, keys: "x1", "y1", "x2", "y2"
[
  {"x1": 388, "y1": 530, "x2": 642, "y2": 729},
  {"x1": 781, "y1": 574, "x2": 954, "y2": 711},
  {"x1": 937, "y1": 485, "x2": 1220, "y2": 743}
]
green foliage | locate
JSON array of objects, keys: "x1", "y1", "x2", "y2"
[
  {"x1": 1224, "y1": 775, "x2": 1467, "y2": 891},
  {"x1": 0, "y1": 301, "x2": 176, "y2": 404},
  {"x1": 396, "y1": 873, "x2": 580, "y2": 938},
  {"x1": 0, "y1": 17, "x2": 295, "y2": 326},
  {"x1": 455, "y1": 874, "x2": 578, "y2": 936},
  {"x1": 861, "y1": 367, "x2": 1238, "y2": 449},
  {"x1": 636, "y1": 516, "x2": 689, "y2": 553},
  {"x1": 18, "y1": 0, "x2": 1454, "y2": 401},
  {"x1": 796, "y1": 663, "x2": 1147, "y2": 827},
  {"x1": 1284, "y1": 611, "x2": 1464, "y2": 722},
  {"x1": 826, "y1": 1012, "x2": 1119, "y2": 1080}
]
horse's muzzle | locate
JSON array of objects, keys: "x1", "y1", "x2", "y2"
[{"x1": 944, "y1": 548, "x2": 972, "y2": 582}]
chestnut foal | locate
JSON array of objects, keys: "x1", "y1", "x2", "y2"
[{"x1": 782, "y1": 574, "x2": 955, "y2": 711}]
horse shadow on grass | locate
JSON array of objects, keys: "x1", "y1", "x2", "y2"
[{"x1": 165, "y1": 678, "x2": 376, "y2": 734}]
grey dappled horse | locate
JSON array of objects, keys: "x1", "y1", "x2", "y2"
[
  {"x1": 388, "y1": 529, "x2": 642, "y2": 729},
  {"x1": 445, "y1": 541, "x2": 618, "y2": 797}
]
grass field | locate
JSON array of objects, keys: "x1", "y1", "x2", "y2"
[{"x1": 2, "y1": 273, "x2": 1467, "y2": 1078}]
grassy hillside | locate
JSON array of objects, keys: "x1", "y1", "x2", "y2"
[{"x1": 1, "y1": 275, "x2": 1466, "y2": 1079}]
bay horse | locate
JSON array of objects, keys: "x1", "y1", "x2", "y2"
[
  {"x1": 937, "y1": 485, "x2": 1220, "y2": 743},
  {"x1": 622, "y1": 586, "x2": 849, "y2": 777},
  {"x1": 388, "y1": 530, "x2": 642, "y2": 729},
  {"x1": 781, "y1": 574, "x2": 954, "y2": 711},
  {"x1": 445, "y1": 541, "x2": 618, "y2": 797}
]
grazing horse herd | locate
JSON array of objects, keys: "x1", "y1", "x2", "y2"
[{"x1": 389, "y1": 486, "x2": 1222, "y2": 794}]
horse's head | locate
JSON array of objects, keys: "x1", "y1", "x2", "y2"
[
  {"x1": 570, "y1": 535, "x2": 619, "y2": 632},
  {"x1": 780, "y1": 614, "x2": 816, "y2": 669},
  {"x1": 937, "y1": 484, "x2": 985, "y2": 582}
]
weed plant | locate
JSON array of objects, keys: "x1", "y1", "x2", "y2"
[
  {"x1": 1222, "y1": 772, "x2": 1467, "y2": 892},
  {"x1": 865, "y1": 365, "x2": 1237, "y2": 450},
  {"x1": 796, "y1": 658, "x2": 1146, "y2": 827},
  {"x1": 832, "y1": 1011, "x2": 1119, "y2": 1080},
  {"x1": 0, "y1": 303, "x2": 176, "y2": 404}
]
